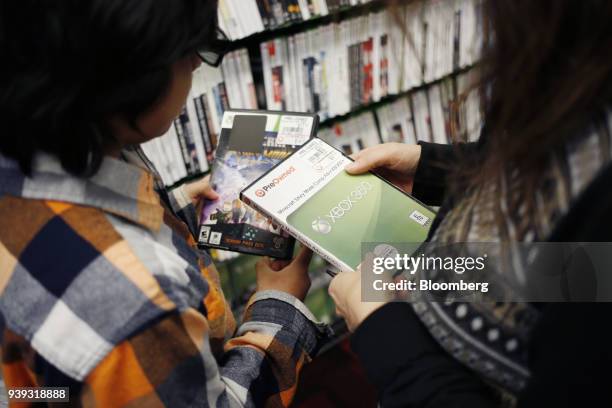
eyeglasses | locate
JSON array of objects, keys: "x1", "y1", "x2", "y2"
[{"x1": 197, "y1": 28, "x2": 231, "y2": 67}]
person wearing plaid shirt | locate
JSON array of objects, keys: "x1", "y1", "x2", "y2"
[{"x1": 0, "y1": 0, "x2": 325, "y2": 406}]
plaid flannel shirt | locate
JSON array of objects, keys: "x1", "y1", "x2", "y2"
[{"x1": 0, "y1": 150, "x2": 323, "y2": 407}]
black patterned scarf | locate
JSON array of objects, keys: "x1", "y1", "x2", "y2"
[{"x1": 410, "y1": 113, "x2": 612, "y2": 400}]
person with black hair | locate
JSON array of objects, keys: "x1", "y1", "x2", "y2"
[{"x1": 0, "y1": 1, "x2": 321, "y2": 406}]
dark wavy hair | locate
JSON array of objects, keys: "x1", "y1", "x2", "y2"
[
  {"x1": 456, "y1": 0, "x2": 612, "y2": 224},
  {"x1": 0, "y1": 0, "x2": 218, "y2": 176},
  {"x1": 389, "y1": 0, "x2": 612, "y2": 229}
]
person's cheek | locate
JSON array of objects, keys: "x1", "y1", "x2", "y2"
[
  {"x1": 191, "y1": 53, "x2": 203, "y2": 71},
  {"x1": 137, "y1": 58, "x2": 193, "y2": 139}
]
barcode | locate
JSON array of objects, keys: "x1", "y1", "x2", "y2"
[
  {"x1": 277, "y1": 116, "x2": 312, "y2": 146},
  {"x1": 308, "y1": 147, "x2": 327, "y2": 164},
  {"x1": 282, "y1": 126, "x2": 303, "y2": 134}
]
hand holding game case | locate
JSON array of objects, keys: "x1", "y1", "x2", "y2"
[
  {"x1": 240, "y1": 137, "x2": 436, "y2": 271},
  {"x1": 198, "y1": 109, "x2": 319, "y2": 259}
]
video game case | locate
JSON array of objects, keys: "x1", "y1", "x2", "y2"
[
  {"x1": 315, "y1": 0, "x2": 329, "y2": 16},
  {"x1": 221, "y1": 52, "x2": 241, "y2": 109},
  {"x1": 411, "y1": 89, "x2": 433, "y2": 142},
  {"x1": 286, "y1": 0, "x2": 303, "y2": 22},
  {"x1": 428, "y1": 84, "x2": 449, "y2": 144},
  {"x1": 193, "y1": 94, "x2": 215, "y2": 165},
  {"x1": 318, "y1": 111, "x2": 379, "y2": 155},
  {"x1": 185, "y1": 91, "x2": 210, "y2": 174},
  {"x1": 193, "y1": 64, "x2": 227, "y2": 146},
  {"x1": 219, "y1": 0, "x2": 241, "y2": 40},
  {"x1": 286, "y1": 35, "x2": 299, "y2": 112},
  {"x1": 245, "y1": 0, "x2": 266, "y2": 35},
  {"x1": 174, "y1": 108, "x2": 201, "y2": 175},
  {"x1": 270, "y1": 0, "x2": 286, "y2": 27},
  {"x1": 438, "y1": 77, "x2": 456, "y2": 142},
  {"x1": 198, "y1": 109, "x2": 319, "y2": 259},
  {"x1": 218, "y1": 82, "x2": 231, "y2": 112},
  {"x1": 256, "y1": 0, "x2": 274, "y2": 29},
  {"x1": 326, "y1": 0, "x2": 342, "y2": 12},
  {"x1": 297, "y1": 0, "x2": 312, "y2": 20},
  {"x1": 260, "y1": 41, "x2": 274, "y2": 109},
  {"x1": 237, "y1": 49, "x2": 258, "y2": 109},
  {"x1": 140, "y1": 136, "x2": 169, "y2": 184},
  {"x1": 161, "y1": 129, "x2": 178, "y2": 183},
  {"x1": 166, "y1": 121, "x2": 189, "y2": 181},
  {"x1": 278, "y1": 0, "x2": 291, "y2": 24},
  {"x1": 241, "y1": 137, "x2": 435, "y2": 273}
]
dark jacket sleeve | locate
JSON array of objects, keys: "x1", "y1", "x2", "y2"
[
  {"x1": 412, "y1": 142, "x2": 477, "y2": 206},
  {"x1": 352, "y1": 302, "x2": 612, "y2": 408},
  {"x1": 350, "y1": 303, "x2": 498, "y2": 408}
]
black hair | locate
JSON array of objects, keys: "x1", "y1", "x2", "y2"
[{"x1": 0, "y1": 0, "x2": 218, "y2": 176}]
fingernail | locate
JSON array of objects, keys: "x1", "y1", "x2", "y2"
[{"x1": 344, "y1": 163, "x2": 356, "y2": 171}]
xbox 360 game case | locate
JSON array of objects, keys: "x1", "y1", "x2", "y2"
[
  {"x1": 198, "y1": 109, "x2": 318, "y2": 259},
  {"x1": 240, "y1": 137, "x2": 435, "y2": 271}
]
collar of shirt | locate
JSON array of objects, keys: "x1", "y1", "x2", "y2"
[{"x1": 0, "y1": 152, "x2": 164, "y2": 232}]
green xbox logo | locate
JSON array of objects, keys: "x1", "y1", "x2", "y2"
[{"x1": 312, "y1": 217, "x2": 332, "y2": 234}]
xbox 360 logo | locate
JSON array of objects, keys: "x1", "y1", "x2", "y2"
[{"x1": 312, "y1": 217, "x2": 332, "y2": 234}]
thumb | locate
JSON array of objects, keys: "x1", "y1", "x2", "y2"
[
  {"x1": 344, "y1": 146, "x2": 389, "y2": 174},
  {"x1": 201, "y1": 183, "x2": 219, "y2": 201}
]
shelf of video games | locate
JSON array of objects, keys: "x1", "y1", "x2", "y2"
[
  {"x1": 220, "y1": 0, "x2": 387, "y2": 42},
  {"x1": 141, "y1": 0, "x2": 483, "y2": 328}
]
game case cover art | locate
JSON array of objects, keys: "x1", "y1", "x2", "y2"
[{"x1": 198, "y1": 110, "x2": 317, "y2": 258}]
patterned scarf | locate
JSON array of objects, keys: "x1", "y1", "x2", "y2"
[{"x1": 411, "y1": 113, "x2": 612, "y2": 398}]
